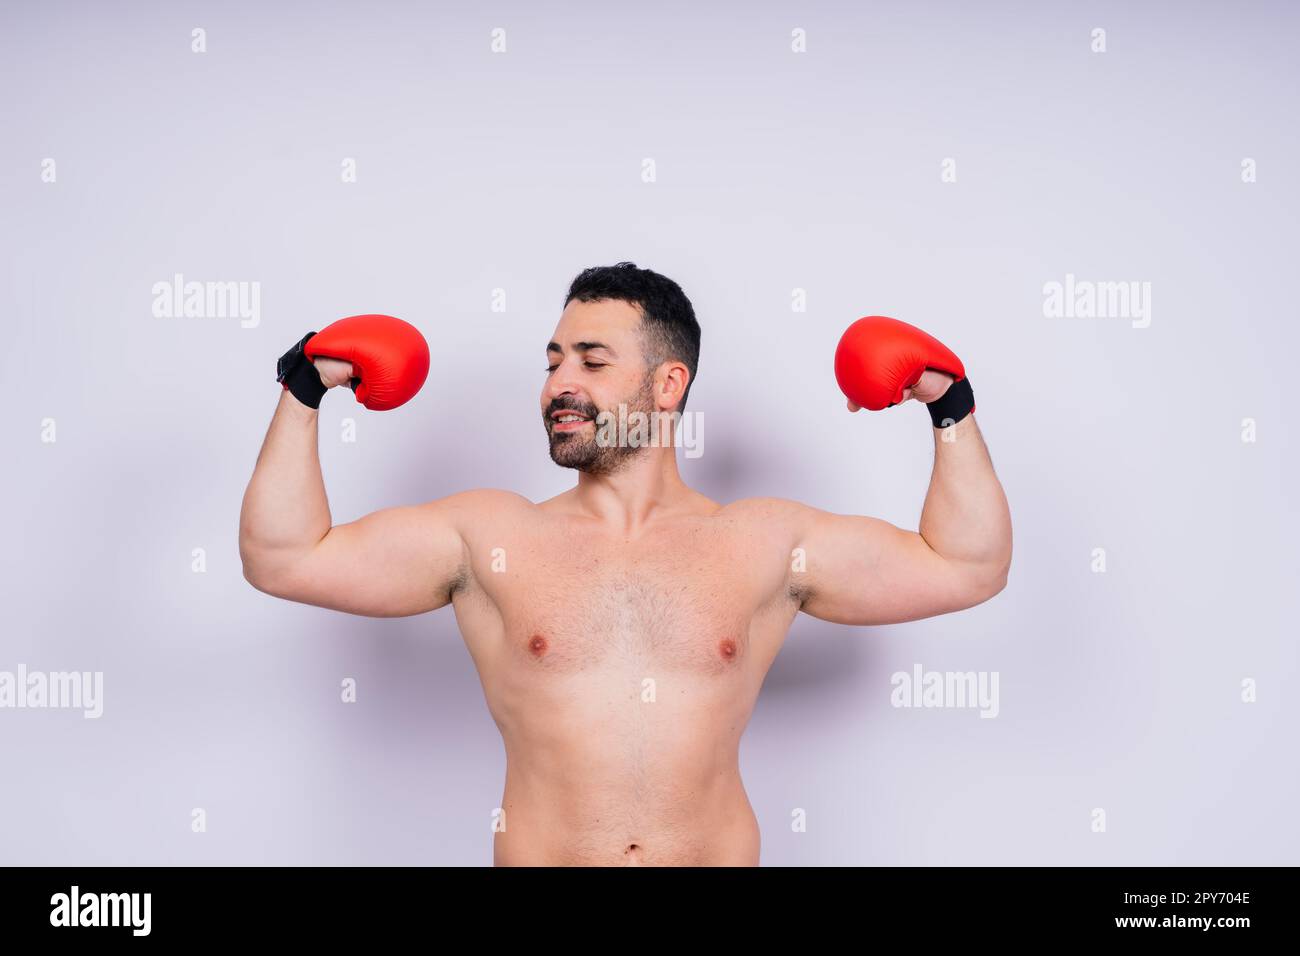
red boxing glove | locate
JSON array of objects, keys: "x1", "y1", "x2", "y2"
[
  {"x1": 305, "y1": 314, "x2": 430, "y2": 411},
  {"x1": 834, "y1": 315, "x2": 966, "y2": 411}
]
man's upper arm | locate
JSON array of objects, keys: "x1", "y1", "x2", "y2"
[
  {"x1": 794, "y1": 504, "x2": 997, "y2": 626},
  {"x1": 249, "y1": 489, "x2": 502, "y2": 617}
]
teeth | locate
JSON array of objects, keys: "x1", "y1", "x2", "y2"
[{"x1": 556, "y1": 415, "x2": 584, "y2": 423}]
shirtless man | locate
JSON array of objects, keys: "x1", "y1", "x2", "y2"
[{"x1": 238, "y1": 262, "x2": 1012, "y2": 866}]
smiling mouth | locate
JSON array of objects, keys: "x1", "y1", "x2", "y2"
[{"x1": 551, "y1": 413, "x2": 593, "y2": 432}]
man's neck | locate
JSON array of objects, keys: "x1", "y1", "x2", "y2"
[{"x1": 568, "y1": 449, "x2": 708, "y2": 533}]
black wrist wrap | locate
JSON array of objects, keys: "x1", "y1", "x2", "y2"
[
  {"x1": 926, "y1": 377, "x2": 974, "y2": 428},
  {"x1": 277, "y1": 331, "x2": 328, "y2": 409}
]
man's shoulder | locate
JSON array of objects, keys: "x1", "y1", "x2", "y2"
[
  {"x1": 716, "y1": 496, "x2": 815, "y2": 528},
  {"x1": 712, "y1": 496, "x2": 811, "y2": 548},
  {"x1": 416, "y1": 488, "x2": 536, "y2": 519}
]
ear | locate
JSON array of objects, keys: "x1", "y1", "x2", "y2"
[{"x1": 655, "y1": 361, "x2": 690, "y2": 411}]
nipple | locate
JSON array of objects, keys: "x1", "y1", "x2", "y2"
[{"x1": 527, "y1": 634, "x2": 549, "y2": 657}]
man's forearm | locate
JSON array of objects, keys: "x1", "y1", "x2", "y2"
[
  {"x1": 238, "y1": 391, "x2": 333, "y2": 581},
  {"x1": 917, "y1": 414, "x2": 1012, "y2": 589}
]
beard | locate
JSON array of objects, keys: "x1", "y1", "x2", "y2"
[{"x1": 544, "y1": 376, "x2": 657, "y2": 477}]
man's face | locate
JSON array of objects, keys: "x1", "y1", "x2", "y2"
[{"x1": 542, "y1": 298, "x2": 656, "y2": 476}]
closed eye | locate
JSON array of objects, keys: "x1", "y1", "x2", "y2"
[{"x1": 545, "y1": 362, "x2": 607, "y2": 372}]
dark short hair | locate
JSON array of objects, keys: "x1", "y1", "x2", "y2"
[{"x1": 564, "y1": 262, "x2": 701, "y2": 411}]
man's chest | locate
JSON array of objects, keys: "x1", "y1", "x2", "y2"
[{"x1": 463, "y1": 520, "x2": 795, "y2": 674}]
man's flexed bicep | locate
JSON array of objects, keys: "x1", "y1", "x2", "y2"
[
  {"x1": 802, "y1": 313, "x2": 1012, "y2": 626},
  {"x1": 795, "y1": 507, "x2": 1001, "y2": 626},
  {"x1": 243, "y1": 498, "x2": 472, "y2": 617},
  {"x1": 238, "y1": 376, "x2": 475, "y2": 618}
]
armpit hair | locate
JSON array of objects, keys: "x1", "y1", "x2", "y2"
[{"x1": 445, "y1": 562, "x2": 471, "y2": 602}]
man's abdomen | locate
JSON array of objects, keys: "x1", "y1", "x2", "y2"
[
  {"x1": 492, "y1": 764, "x2": 760, "y2": 866},
  {"x1": 488, "y1": 674, "x2": 763, "y2": 866}
]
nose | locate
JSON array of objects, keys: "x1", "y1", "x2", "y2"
[{"x1": 544, "y1": 359, "x2": 584, "y2": 401}]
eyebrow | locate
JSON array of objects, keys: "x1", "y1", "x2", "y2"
[{"x1": 546, "y1": 340, "x2": 617, "y2": 356}]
